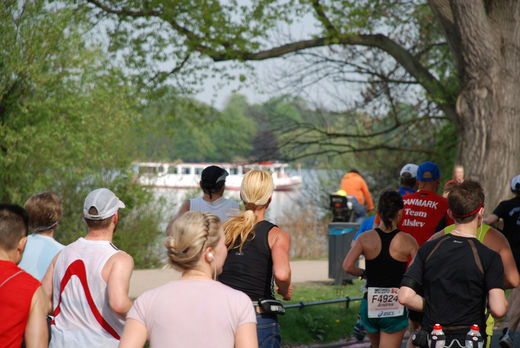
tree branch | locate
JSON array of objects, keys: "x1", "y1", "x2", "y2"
[
  {"x1": 284, "y1": 142, "x2": 437, "y2": 161},
  {"x1": 85, "y1": 0, "x2": 162, "y2": 17},
  {"x1": 281, "y1": 114, "x2": 446, "y2": 140},
  {"x1": 85, "y1": 0, "x2": 213, "y2": 51},
  {"x1": 311, "y1": 0, "x2": 337, "y2": 36},
  {"x1": 206, "y1": 33, "x2": 457, "y2": 121}
]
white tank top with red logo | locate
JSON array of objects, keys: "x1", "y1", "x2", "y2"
[{"x1": 50, "y1": 237, "x2": 125, "y2": 347}]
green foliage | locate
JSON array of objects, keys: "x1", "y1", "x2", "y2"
[
  {"x1": 207, "y1": 94, "x2": 256, "y2": 161},
  {"x1": 0, "y1": 1, "x2": 162, "y2": 268},
  {"x1": 134, "y1": 91, "x2": 256, "y2": 162},
  {"x1": 278, "y1": 281, "x2": 363, "y2": 344},
  {"x1": 75, "y1": 0, "x2": 462, "y2": 179},
  {"x1": 83, "y1": 0, "x2": 298, "y2": 89}
]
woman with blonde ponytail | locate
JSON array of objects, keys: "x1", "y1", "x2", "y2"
[
  {"x1": 119, "y1": 211, "x2": 257, "y2": 348},
  {"x1": 219, "y1": 170, "x2": 292, "y2": 348}
]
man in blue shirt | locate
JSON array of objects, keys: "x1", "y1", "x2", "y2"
[{"x1": 18, "y1": 191, "x2": 64, "y2": 281}]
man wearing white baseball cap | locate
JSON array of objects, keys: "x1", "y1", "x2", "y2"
[
  {"x1": 485, "y1": 175, "x2": 520, "y2": 348},
  {"x1": 399, "y1": 163, "x2": 418, "y2": 197},
  {"x1": 42, "y1": 188, "x2": 134, "y2": 347}
]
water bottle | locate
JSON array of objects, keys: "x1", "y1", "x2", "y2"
[
  {"x1": 465, "y1": 324, "x2": 484, "y2": 348},
  {"x1": 430, "y1": 324, "x2": 446, "y2": 348}
]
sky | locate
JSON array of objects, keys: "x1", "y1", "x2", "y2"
[{"x1": 192, "y1": 12, "x2": 322, "y2": 110}]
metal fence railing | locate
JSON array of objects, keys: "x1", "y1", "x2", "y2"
[{"x1": 285, "y1": 296, "x2": 363, "y2": 310}]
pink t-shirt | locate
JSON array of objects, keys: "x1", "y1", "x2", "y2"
[{"x1": 127, "y1": 279, "x2": 256, "y2": 348}]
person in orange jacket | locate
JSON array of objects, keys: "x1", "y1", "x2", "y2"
[{"x1": 340, "y1": 169, "x2": 374, "y2": 220}]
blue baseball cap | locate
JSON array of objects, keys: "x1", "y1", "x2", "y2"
[{"x1": 417, "y1": 161, "x2": 440, "y2": 182}]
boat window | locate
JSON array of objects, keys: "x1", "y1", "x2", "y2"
[
  {"x1": 167, "y1": 166, "x2": 178, "y2": 174},
  {"x1": 181, "y1": 167, "x2": 191, "y2": 175},
  {"x1": 138, "y1": 166, "x2": 156, "y2": 175},
  {"x1": 195, "y1": 168, "x2": 203, "y2": 175},
  {"x1": 230, "y1": 168, "x2": 238, "y2": 175}
]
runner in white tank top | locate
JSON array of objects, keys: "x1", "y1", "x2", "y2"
[
  {"x1": 189, "y1": 196, "x2": 239, "y2": 222},
  {"x1": 50, "y1": 238, "x2": 125, "y2": 347},
  {"x1": 42, "y1": 188, "x2": 133, "y2": 348},
  {"x1": 167, "y1": 166, "x2": 240, "y2": 236}
]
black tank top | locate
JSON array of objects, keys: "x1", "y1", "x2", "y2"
[
  {"x1": 366, "y1": 228, "x2": 408, "y2": 288},
  {"x1": 219, "y1": 220, "x2": 276, "y2": 301}
]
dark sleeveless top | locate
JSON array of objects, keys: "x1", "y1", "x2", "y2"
[
  {"x1": 219, "y1": 220, "x2": 276, "y2": 301},
  {"x1": 365, "y1": 228, "x2": 407, "y2": 288}
]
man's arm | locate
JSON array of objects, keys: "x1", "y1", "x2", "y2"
[
  {"x1": 398, "y1": 286, "x2": 424, "y2": 311},
  {"x1": 105, "y1": 252, "x2": 134, "y2": 317},
  {"x1": 24, "y1": 286, "x2": 49, "y2": 348},
  {"x1": 41, "y1": 252, "x2": 60, "y2": 314},
  {"x1": 488, "y1": 288, "x2": 508, "y2": 318},
  {"x1": 166, "y1": 200, "x2": 190, "y2": 236},
  {"x1": 484, "y1": 229, "x2": 520, "y2": 289},
  {"x1": 268, "y1": 227, "x2": 292, "y2": 301},
  {"x1": 484, "y1": 214, "x2": 499, "y2": 227}
]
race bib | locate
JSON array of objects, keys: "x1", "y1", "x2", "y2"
[{"x1": 367, "y1": 287, "x2": 404, "y2": 318}]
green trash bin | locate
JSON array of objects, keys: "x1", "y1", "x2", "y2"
[{"x1": 328, "y1": 222, "x2": 360, "y2": 285}]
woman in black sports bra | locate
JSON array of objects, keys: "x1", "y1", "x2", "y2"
[{"x1": 343, "y1": 190, "x2": 418, "y2": 348}]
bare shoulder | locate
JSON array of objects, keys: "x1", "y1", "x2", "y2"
[
  {"x1": 484, "y1": 227, "x2": 509, "y2": 249},
  {"x1": 397, "y1": 231, "x2": 415, "y2": 240},
  {"x1": 114, "y1": 250, "x2": 134, "y2": 264},
  {"x1": 106, "y1": 250, "x2": 134, "y2": 269},
  {"x1": 395, "y1": 231, "x2": 419, "y2": 247},
  {"x1": 269, "y1": 226, "x2": 290, "y2": 244},
  {"x1": 358, "y1": 229, "x2": 377, "y2": 242},
  {"x1": 181, "y1": 199, "x2": 190, "y2": 209}
]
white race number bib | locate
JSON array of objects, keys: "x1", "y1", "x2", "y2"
[{"x1": 367, "y1": 287, "x2": 404, "y2": 318}]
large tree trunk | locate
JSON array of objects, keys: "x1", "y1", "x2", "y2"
[{"x1": 431, "y1": 0, "x2": 520, "y2": 210}]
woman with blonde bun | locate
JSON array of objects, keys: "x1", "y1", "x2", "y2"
[
  {"x1": 219, "y1": 170, "x2": 292, "y2": 348},
  {"x1": 119, "y1": 211, "x2": 258, "y2": 348}
]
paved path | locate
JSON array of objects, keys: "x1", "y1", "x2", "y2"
[{"x1": 130, "y1": 259, "x2": 329, "y2": 298}]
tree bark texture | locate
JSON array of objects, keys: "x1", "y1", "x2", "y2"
[{"x1": 430, "y1": 0, "x2": 520, "y2": 210}]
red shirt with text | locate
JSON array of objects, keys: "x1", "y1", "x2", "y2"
[{"x1": 398, "y1": 190, "x2": 452, "y2": 246}]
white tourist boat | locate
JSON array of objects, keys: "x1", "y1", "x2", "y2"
[{"x1": 133, "y1": 161, "x2": 302, "y2": 191}]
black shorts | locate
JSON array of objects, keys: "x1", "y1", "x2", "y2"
[{"x1": 409, "y1": 309, "x2": 423, "y2": 323}]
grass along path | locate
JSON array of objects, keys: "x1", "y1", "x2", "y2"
[{"x1": 279, "y1": 280, "x2": 364, "y2": 346}]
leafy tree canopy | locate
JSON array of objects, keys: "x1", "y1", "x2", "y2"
[
  {"x1": 0, "y1": 0, "x2": 162, "y2": 267},
  {"x1": 82, "y1": 0, "x2": 520, "y2": 211}
]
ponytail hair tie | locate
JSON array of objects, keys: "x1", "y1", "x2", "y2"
[{"x1": 245, "y1": 203, "x2": 257, "y2": 211}]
